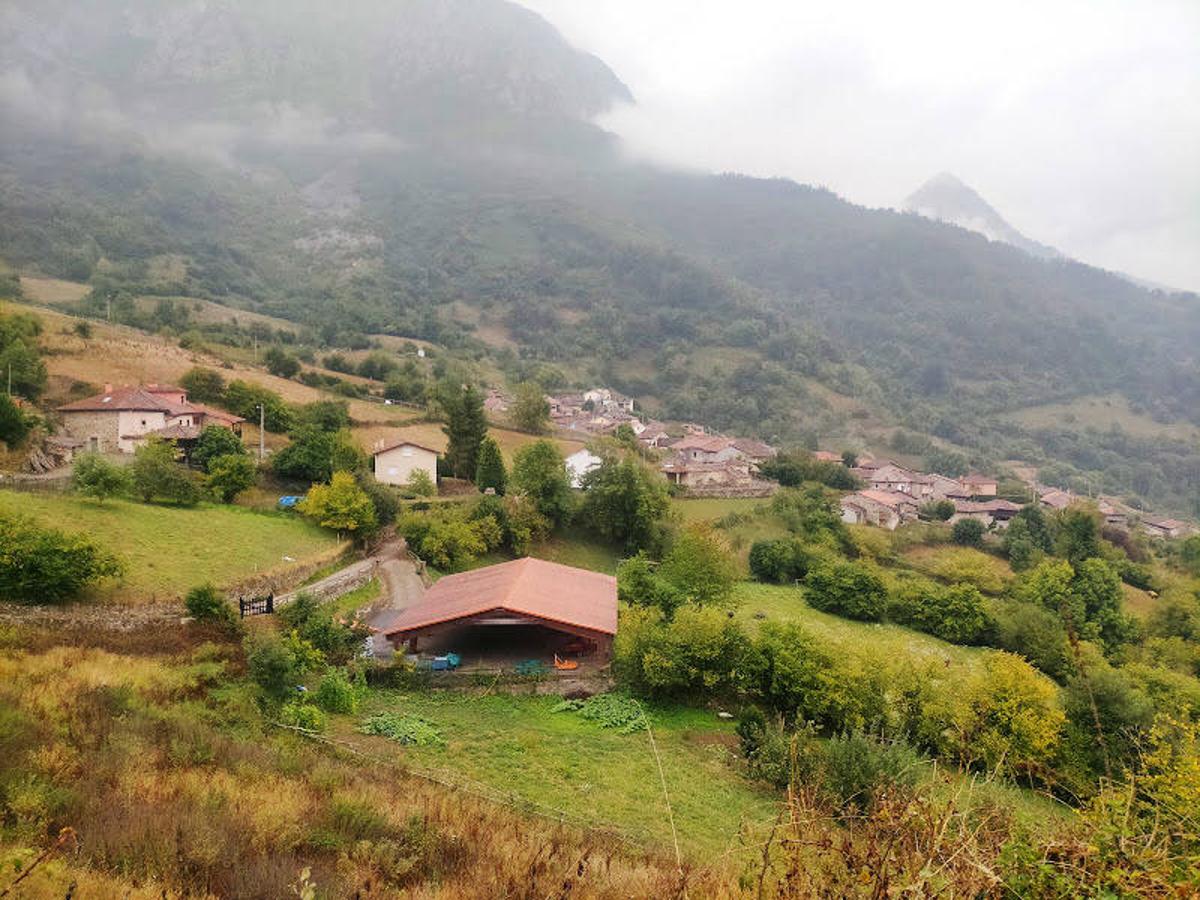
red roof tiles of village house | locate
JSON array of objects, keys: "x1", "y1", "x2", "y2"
[
  {"x1": 57, "y1": 386, "x2": 178, "y2": 414},
  {"x1": 732, "y1": 438, "x2": 777, "y2": 458},
  {"x1": 670, "y1": 434, "x2": 735, "y2": 453},
  {"x1": 857, "y1": 489, "x2": 920, "y2": 509},
  {"x1": 954, "y1": 499, "x2": 1022, "y2": 514},
  {"x1": 961, "y1": 474, "x2": 998, "y2": 485},
  {"x1": 192, "y1": 403, "x2": 245, "y2": 425},
  {"x1": 813, "y1": 450, "x2": 842, "y2": 462},
  {"x1": 381, "y1": 557, "x2": 617, "y2": 638}
]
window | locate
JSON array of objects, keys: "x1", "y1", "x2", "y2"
[{"x1": 401, "y1": 447, "x2": 413, "y2": 457}]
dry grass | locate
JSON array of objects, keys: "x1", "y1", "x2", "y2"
[
  {"x1": 1006, "y1": 393, "x2": 1200, "y2": 442},
  {"x1": 351, "y1": 420, "x2": 585, "y2": 462},
  {"x1": 0, "y1": 635, "x2": 738, "y2": 898},
  {"x1": 18, "y1": 275, "x2": 90, "y2": 305}
]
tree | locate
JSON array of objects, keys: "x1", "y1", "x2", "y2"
[
  {"x1": 990, "y1": 600, "x2": 1073, "y2": 680},
  {"x1": 295, "y1": 400, "x2": 351, "y2": 432},
  {"x1": 657, "y1": 524, "x2": 738, "y2": 607},
  {"x1": 264, "y1": 345, "x2": 300, "y2": 378},
  {"x1": 441, "y1": 383, "x2": 488, "y2": 479},
  {"x1": 223, "y1": 381, "x2": 294, "y2": 433},
  {"x1": 71, "y1": 453, "x2": 130, "y2": 502},
  {"x1": 1178, "y1": 534, "x2": 1200, "y2": 577},
  {"x1": 179, "y1": 367, "x2": 226, "y2": 403},
  {"x1": 841, "y1": 450, "x2": 858, "y2": 468},
  {"x1": 0, "y1": 311, "x2": 47, "y2": 399},
  {"x1": 356, "y1": 351, "x2": 398, "y2": 381},
  {"x1": 760, "y1": 453, "x2": 860, "y2": 490},
  {"x1": 191, "y1": 425, "x2": 246, "y2": 472},
  {"x1": 272, "y1": 427, "x2": 363, "y2": 483},
  {"x1": 474, "y1": 436, "x2": 507, "y2": 495},
  {"x1": 206, "y1": 453, "x2": 257, "y2": 502},
  {"x1": 749, "y1": 538, "x2": 809, "y2": 583},
  {"x1": 511, "y1": 381, "x2": 550, "y2": 433},
  {"x1": 129, "y1": 437, "x2": 200, "y2": 505},
  {"x1": 0, "y1": 393, "x2": 29, "y2": 446},
  {"x1": 405, "y1": 469, "x2": 437, "y2": 498},
  {"x1": 805, "y1": 561, "x2": 887, "y2": 622},
  {"x1": 578, "y1": 457, "x2": 671, "y2": 552},
  {"x1": 1055, "y1": 504, "x2": 1102, "y2": 566},
  {"x1": 510, "y1": 440, "x2": 573, "y2": 526},
  {"x1": 0, "y1": 513, "x2": 124, "y2": 603},
  {"x1": 617, "y1": 553, "x2": 683, "y2": 617},
  {"x1": 297, "y1": 471, "x2": 378, "y2": 539},
  {"x1": 952, "y1": 517, "x2": 985, "y2": 547}
]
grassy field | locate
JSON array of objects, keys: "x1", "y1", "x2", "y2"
[
  {"x1": 900, "y1": 545, "x2": 1015, "y2": 594},
  {"x1": 671, "y1": 496, "x2": 766, "y2": 524},
  {"x1": 1005, "y1": 393, "x2": 1200, "y2": 442},
  {"x1": 0, "y1": 490, "x2": 341, "y2": 602},
  {"x1": 733, "y1": 581, "x2": 987, "y2": 673},
  {"x1": 340, "y1": 691, "x2": 780, "y2": 856}
]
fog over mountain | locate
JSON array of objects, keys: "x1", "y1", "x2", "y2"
[
  {"x1": 525, "y1": 0, "x2": 1200, "y2": 292},
  {"x1": 1, "y1": 0, "x2": 1197, "y2": 512}
]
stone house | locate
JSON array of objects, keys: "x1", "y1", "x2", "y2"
[
  {"x1": 960, "y1": 474, "x2": 999, "y2": 497},
  {"x1": 950, "y1": 499, "x2": 1022, "y2": 528},
  {"x1": 565, "y1": 448, "x2": 602, "y2": 488},
  {"x1": 56, "y1": 383, "x2": 242, "y2": 454},
  {"x1": 864, "y1": 464, "x2": 935, "y2": 500},
  {"x1": 839, "y1": 489, "x2": 920, "y2": 530}
]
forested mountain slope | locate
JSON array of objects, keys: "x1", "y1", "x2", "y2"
[{"x1": 1, "y1": 0, "x2": 1197, "y2": 513}]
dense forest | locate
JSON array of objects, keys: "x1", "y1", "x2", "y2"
[{"x1": 1, "y1": 0, "x2": 1197, "y2": 514}]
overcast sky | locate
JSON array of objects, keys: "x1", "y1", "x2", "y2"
[{"x1": 523, "y1": 0, "x2": 1200, "y2": 292}]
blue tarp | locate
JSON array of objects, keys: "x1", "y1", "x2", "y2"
[{"x1": 277, "y1": 495, "x2": 306, "y2": 508}]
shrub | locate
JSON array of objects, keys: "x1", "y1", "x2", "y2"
[
  {"x1": 265, "y1": 345, "x2": 301, "y2": 378},
  {"x1": 920, "y1": 500, "x2": 955, "y2": 521},
  {"x1": 510, "y1": 440, "x2": 573, "y2": 526},
  {"x1": 184, "y1": 583, "x2": 237, "y2": 629},
  {"x1": 616, "y1": 553, "x2": 682, "y2": 617},
  {"x1": 314, "y1": 669, "x2": 360, "y2": 714},
  {"x1": 578, "y1": 457, "x2": 671, "y2": 553},
  {"x1": 0, "y1": 392, "x2": 30, "y2": 446},
  {"x1": 130, "y1": 437, "x2": 200, "y2": 505},
  {"x1": 0, "y1": 513, "x2": 124, "y2": 603},
  {"x1": 297, "y1": 471, "x2": 378, "y2": 539},
  {"x1": 657, "y1": 524, "x2": 738, "y2": 607},
  {"x1": 951, "y1": 517, "x2": 985, "y2": 547},
  {"x1": 405, "y1": 469, "x2": 437, "y2": 498},
  {"x1": 989, "y1": 599, "x2": 1073, "y2": 679},
  {"x1": 278, "y1": 592, "x2": 371, "y2": 666},
  {"x1": 932, "y1": 651, "x2": 1064, "y2": 777},
  {"x1": 71, "y1": 452, "x2": 130, "y2": 502},
  {"x1": 244, "y1": 631, "x2": 304, "y2": 702},
  {"x1": 280, "y1": 700, "x2": 327, "y2": 731},
  {"x1": 748, "y1": 538, "x2": 808, "y2": 583},
  {"x1": 822, "y1": 731, "x2": 921, "y2": 811},
  {"x1": 889, "y1": 580, "x2": 991, "y2": 645},
  {"x1": 613, "y1": 605, "x2": 748, "y2": 699},
  {"x1": 805, "y1": 561, "x2": 887, "y2": 621},
  {"x1": 358, "y1": 713, "x2": 444, "y2": 746}
]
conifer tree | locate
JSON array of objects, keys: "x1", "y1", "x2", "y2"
[
  {"x1": 475, "y1": 435, "x2": 507, "y2": 495},
  {"x1": 441, "y1": 383, "x2": 488, "y2": 479}
]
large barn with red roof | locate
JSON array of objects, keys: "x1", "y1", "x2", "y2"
[{"x1": 379, "y1": 557, "x2": 618, "y2": 661}]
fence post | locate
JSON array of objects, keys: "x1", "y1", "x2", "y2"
[
  {"x1": 267, "y1": 593, "x2": 274, "y2": 614},
  {"x1": 238, "y1": 597, "x2": 246, "y2": 618}
]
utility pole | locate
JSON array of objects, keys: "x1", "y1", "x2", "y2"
[
  {"x1": 6, "y1": 362, "x2": 10, "y2": 395},
  {"x1": 257, "y1": 404, "x2": 265, "y2": 461}
]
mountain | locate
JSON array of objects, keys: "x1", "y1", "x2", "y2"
[
  {"x1": 1, "y1": 0, "x2": 1197, "y2": 514},
  {"x1": 903, "y1": 173, "x2": 1061, "y2": 260}
]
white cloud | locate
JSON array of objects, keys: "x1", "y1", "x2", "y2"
[{"x1": 523, "y1": 0, "x2": 1200, "y2": 290}]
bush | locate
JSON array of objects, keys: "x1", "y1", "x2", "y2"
[
  {"x1": 130, "y1": 437, "x2": 200, "y2": 505},
  {"x1": 278, "y1": 592, "x2": 371, "y2": 665},
  {"x1": 264, "y1": 346, "x2": 301, "y2": 379},
  {"x1": 184, "y1": 583, "x2": 238, "y2": 629},
  {"x1": 71, "y1": 452, "x2": 130, "y2": 502},
  {"x1": 748, "y1": 538, "x2": 809, "y2": 583},
  {"x1": 244, "y1": 631, "x2": 304, "y2": 702},
  {"x1": 474, "y1": 435, "x2": 507, "y2": 495},
  {"x1": 578, "y1": 457, "x2": 670, "y2": 553},
  {"x1": 616, "y1": 553, "x2": 682, "y2": 617},
  {"x1": 951, "y1": 517, "x2": 985, "y2": 547},
  {"x1": 613, "y1": 605, "x2": 749, "y2": 699},
  {"x1": 0, "y1": 513, "x2": 124, "y2": 603},
  {"x1": 822, "y1": 731, "x2": 921, "y2": 811},
  {"x1": 920, "y1": 499, "x2": 955, "y2": 521},
  {"x1": 297, "y1": 471, "x2": 378, "y2": 540},
  {"x1": 889, "y1": 580, "x2": 991, "y2": 645},
  {"x1": 989, "y1": 600, "x2": 1073, "y2": 679},
  {"x1": 279, "y1": 700, "x2": 326, "y2": 731},
  {"x1": 805, "y1": 561, "x2": 887, "y2": 621},
  {"x1": 314, "y1": 669, "x2": 360, "y2": 714},
  {"x1": 0, "y1": 393, "x2": 29, "y2": 446},
  {"x1": 657, "y1": 524, "x2": 738, "y2": 607},
  {"x1": 510, "y1": 440, "x2": 573, "y2": 526}
]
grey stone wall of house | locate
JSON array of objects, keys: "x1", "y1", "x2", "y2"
[{"x1": 60, "y1": 411, "x2": 120, "y2": 452}]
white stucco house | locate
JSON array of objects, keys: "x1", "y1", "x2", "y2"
[
  {"x1": 565, "y1": 448, "x2": 602, "y2": 488},
  {"x1": 372, "y1": 439, "x2": 439, "y2": 489}
]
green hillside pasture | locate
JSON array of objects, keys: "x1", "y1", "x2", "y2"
[
  {"x1": 733, "y1": 581, "x2": 987, "y2": 674},
  {"x1": 671, "y1": 496, "x2": 766, "y2": 525},
  {"x1": 0, "y1": 490, "x2": 341, "y2": 603},
  {"x1": 341, "y1": 691, "x2": 780, "y2": 857}
]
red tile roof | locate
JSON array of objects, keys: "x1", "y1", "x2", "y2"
[
  {"x1": 856, "y1": 489, "x2": 920, "y2": 510},
  {"x1": 671, "y1": 435, "x2": 735, "y2": 453},
  {"x1": 193, "y1": 403, "x2": 246, "y2": 426},
  {"x1": 382, "y1": 557, "x2": 617, "y2": 638},
  {"x1": 58, "y1": 386, "x2": 175, "y2": 414}
]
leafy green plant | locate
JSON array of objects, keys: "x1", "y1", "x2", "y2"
[
  {"x1": 358, "y1": 713, "x2": 445, "y2": 746},
  {"x1": 553, "y1": 693, "x2": 647, "y2": 733}
]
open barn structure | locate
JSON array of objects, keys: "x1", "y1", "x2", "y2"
[{"x1": 380, "y1": 557, "x2": 618, "y2": 665}]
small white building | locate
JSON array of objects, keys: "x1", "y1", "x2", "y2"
[
  {"x1": 565, "y1": 449, "x2": 602, "y2": 488},
  {"x1": 372, "y1": 439, "x2": 439, "y2": 489}
]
